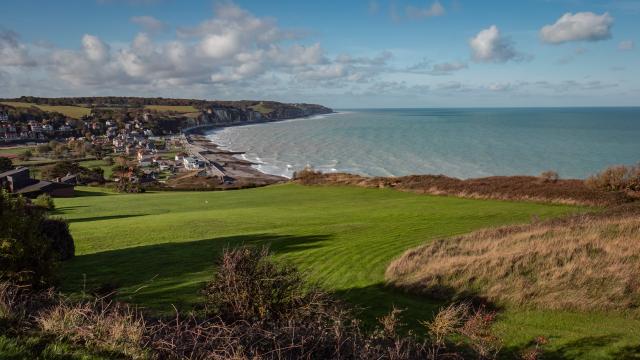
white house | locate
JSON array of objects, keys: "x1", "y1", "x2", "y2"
[{"x1": 183, "y1": 156, "x2": 202, "y2": 170}]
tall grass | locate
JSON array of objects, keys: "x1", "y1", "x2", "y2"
[{"x1": 386, "y1": 208, "x2": 640, "y2": 311}]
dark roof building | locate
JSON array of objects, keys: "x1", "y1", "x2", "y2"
[{"x1": 0, "y1": 167, "x2": 74, "y2": 198}]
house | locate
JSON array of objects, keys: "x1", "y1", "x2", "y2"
[
  {"x1": 183, "y1": 156, "x2": 203, "y2": 170},
  {"x1": 138, "y1": 155, "x2": 154, "y2": 167},
  {"x1": 0, "y1": 167, "x2": 74, "y2": 198},
  {"x1": 57, "y1": 173, "x2": 78, "y2": 185}
]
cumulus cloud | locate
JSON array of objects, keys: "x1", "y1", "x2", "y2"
[
  {"x1": 406, "y1": 1, "x2": 445, "y2": 19},
  {"x1": 0, "y1": 28, "x2": 36, "y2": 67},
  {"x1": 540, "y1": 12, "x2": 613, "y2": 44},
  {"x1": 131, "y1": 15, "x2": 168, "y2": 33},
  {"x1": 25, "y1": 2, "x2": 392, "y2": 93},
  {"x1": 469, "y1": 25, "x2": 527, "y2": 63},
  {"x1": 618, "y1": 40, "x2": 634, "y2": 50},
  {"x1": 82, "y1": 34, "x2": 110, "y2": 62}
]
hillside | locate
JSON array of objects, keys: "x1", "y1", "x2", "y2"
[
  {"x1": 47, "y1": 183, "x2": 640, "y2": 357},
  {"x1": 0, "y1": 97, "x2": 333, "y2": 123}
]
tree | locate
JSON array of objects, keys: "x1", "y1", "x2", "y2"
[
  {"x1": 36, "y1": 144, "x2": 52, "y2": 155},
  {"x1": 0, "y1": 157, "x2": 13, "y2": 172},
  {"x1": 0, "y1": 191, "x2": 56, "y2": 287},
  {"x1": 18, "y1": 149, "x2": 32, "y2": 161}
]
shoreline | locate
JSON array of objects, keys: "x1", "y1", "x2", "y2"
[
  {"x1": 182, "y1": 113, "x2": 336, "y2": 181},
  {"x1": 178, "y1": 113, "x2": 335, "y2": 187}
]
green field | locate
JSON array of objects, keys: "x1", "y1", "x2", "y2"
[
  {"x1": 54, "y1": 184, "x2": 640, "y2": 358},
  {"x1": 0, "y1": 146, "x2": 33, "y2": 156},
  {"x1": 1, "y1": 102, "x2": 91, "y2": 119},
  {"x1": 78, "y1": 159, "x2": 114, "y2": 179},
  {"x1": 143, "y1": 105, "x2": 198, "y2": 113}
]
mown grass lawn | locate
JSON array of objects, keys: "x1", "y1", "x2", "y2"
[{"x1": 55, "y1": 184, "x2": 639, "y2": 359}]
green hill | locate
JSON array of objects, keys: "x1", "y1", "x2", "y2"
[{"x1": 53, "y1": 184, "x2": 640, "y2": 358}]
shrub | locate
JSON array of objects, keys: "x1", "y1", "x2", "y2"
[
  {"x1": 539, "y1": 170, "x2": 559, "y2": 183},
  {"x1": 292, "y1": 165, "x2": 322, "y2": 181},
  {"x1": 39, "y1": 218, "x2": 75, "y2": 261},
  {"x1": 0, "y1": 191, "x2": 56, "y2": 288},
  {"x1": 202, "y1": 246, "x2": 311, "y2": 323},
  {"x1": 17, "y1": 149, "x2": 32, "y2": 161},
  {"x1": 33, "y1": 193, "x2": 55, "y2": 210},
  {"x1": 585, "y1": 163, "x2": 640, "y2": 192},
  {"x1": 0, "y1": 192, "x2": 75, "y2": 287},
  {"x1": 36, "y1": 144, "x2": 52, "y2": 155},
  {"x1": 0, "y1": 157, "x2": 12, "y2": 172}
]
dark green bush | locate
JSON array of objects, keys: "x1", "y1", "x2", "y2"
[
  {"x1": 0, "y1": 191, "x2": 56, "y2": 288},
  {"x1": 39, "y1": 218, "x2": 75, "y2": 261},
  {"x1": 33, "y1": 194, "x2": 55, "y2": 210},
  {"x1": 0, "y1": 191, "x2": 75, "y2": 287},
  {"x1": 0, "y1": 157, "x2": 12, "y2": 172}
]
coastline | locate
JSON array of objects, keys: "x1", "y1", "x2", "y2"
[{"x1": 178, "y1": 113, "x2": 335, "y2": 187}]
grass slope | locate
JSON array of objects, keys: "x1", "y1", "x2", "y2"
[
  {"x1": 0, "y1": 146, "x2": 32, "y2": 156},
  {"x1": 53, "y1": 184, "x2": 638, "y2": 358},
  {"x1": 1, "y1": 101, "x2": 91, "y2": 119}
]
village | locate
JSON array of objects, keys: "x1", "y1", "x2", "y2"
[{"x1": 0, "y1": 105, "x2": 292, "y2": 197}]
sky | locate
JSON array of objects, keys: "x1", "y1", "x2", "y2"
[{"x1": 0, "y1": 0, "x2": 638, "y2": 108}]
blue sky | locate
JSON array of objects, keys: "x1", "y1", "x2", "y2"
[{"x1": 0, "y1": 0, "x2": 638, "y2": 107}]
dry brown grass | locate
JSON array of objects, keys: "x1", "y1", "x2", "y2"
[
  {"x1": 386, "y1": 208, "x2": 640, "y2": 311},
  {"x1": 294, "y1": 172, "x2": 632, "y2": 206},
  {"x1": 37, "y1": 301, "x2": 147, "y2": 359}
]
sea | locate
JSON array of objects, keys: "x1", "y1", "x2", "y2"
[{"x1": 206, "y1": 107, "x2": 640, "y2": 179}]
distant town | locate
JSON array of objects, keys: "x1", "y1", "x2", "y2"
[{"x1": 0, "y1": 97, "x2": 332, "y2": 196}]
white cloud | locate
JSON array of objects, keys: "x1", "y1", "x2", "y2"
[
  {"x1": 0, "y1": 29, "x2": 36, "y2": 67},
  {"x1": 198, "y1": 32, "x2": 241, "y2": 59},
  {"x1": 82, "y1": 34, "x2": 110, "y2": 62},
  {"x1": 540, "y1": 12, "x2": 613, "y2": 44},
  {"x1": 469, "y1": 25, "x2": 526, "y2": 63},
  {"x1": 406, "y1": 1, "x2": 445, "y2": 19},
  {"x1": 26, "y1": 2, "x2": 394, "y2": 94},
  {"x1": 130, "y1": 15, "x2": 167, "y2": 33},
  {"x1": 618, "y1": 40, "x2": 634, "y2": 51}
]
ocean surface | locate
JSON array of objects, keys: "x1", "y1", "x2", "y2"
[{"x1": 206, "y1": 108, "x2": 640, "y2": 179}]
